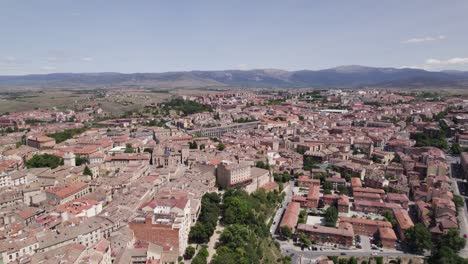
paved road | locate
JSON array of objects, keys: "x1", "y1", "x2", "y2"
[
  {"x1": 360, "y1": 235, "x2": 371, "y2": 252},
  {"x1": 206, "y1": 220, "x2": 224, "y2": 263},
  {"x1": 270, "y1": 181, "x2": 294, "y2": 235},
  {"x1": 448, "y1": 159, "x2": 468, "y2": 258},
  {"x1": 279, "y1": 241, "x2": 421, "y2": 263}
]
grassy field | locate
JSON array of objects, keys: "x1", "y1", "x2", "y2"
[
  {"x1": 0, "y1": 90, "x2": 88, "y2": 113},
  {"x1": 0, "y1": 89, "x2": 172, "y2": 115}
]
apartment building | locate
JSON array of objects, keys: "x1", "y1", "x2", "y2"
[
  {"x1": 297, "y1": 222, "x2": 354, "y2": 247},
  {"x1": 216, "y1": 162, "x2": 251, "y2": 188},
  {"x1": 129, "y1": 191, "x2": 191, "y2": 257},
  {"x1": 339, "y1": 216, "x2": 392, "y2": 237},
  {"x1": 45, "y1": 182, "x2": 90, "y2": 205}
]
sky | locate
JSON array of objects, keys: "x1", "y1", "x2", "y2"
[{"x1": 0, "y1": 0, "x2": 467, "y2": 75}]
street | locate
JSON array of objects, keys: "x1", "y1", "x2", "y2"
[
  {"x1": 270, "y1": 181, "x2": 294, "y2": 235},
  {"x1": 447, "y1": 154, "x2": 468, "y2": 257},
  {"x1": 279, "y1": 240, "x2": 421, "y2": 264}
]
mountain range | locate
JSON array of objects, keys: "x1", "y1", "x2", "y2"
[{"x1": 1, "y1": 65, "x2": 468, "y2": 89}]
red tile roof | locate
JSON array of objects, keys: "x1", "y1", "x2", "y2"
[
  {"x1": 46, "y1": 182, "x2": 88, "y2": 199},
  {"x1": 280, "y1": 202, "x2": 300, "y2": 230}
]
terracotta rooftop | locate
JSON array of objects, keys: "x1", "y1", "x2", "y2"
[
  {"x1": 307, "y1": 185, "x2": 320, "y2": 200},
  {"x1": 280, "y1": 202, "x2": 300, "y2": 230},
  {"x1": 298, "y1": 223, "x2": 354, "y2": 237},
  {"x1": 46, "y1": 182, "x2": 88, "y2": 199},
  {"x1": 392, "y1": 208, "x2": 414, "y2": 230},
  {"x1": 379, "y1": 227, "x2": 397, "y2": 240},
  {"x1": 339, "y1": 216, "x2": 392, "y2": 228}
]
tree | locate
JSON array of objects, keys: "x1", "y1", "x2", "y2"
[
  {"x1": 184, "y1": 246, "x2": 196, "y2": 260},
  {"x1": 124, "y1": 143, "x2": 134, "y2": 153},
  {"x1": 191, "y1": 247, "x2": 209, "y2": 264},
  {"x1": 47, "y1": 127, "x2": 87, "y2": 143},
  {"x1": 280, "y1": 226, "x2": 292, "y2": 239},
  {"x1": 296, "y1": 146, "x2": 307, "y2": 154},
  {"x1": 220, "y1": 224, "x2": 253, "y2": 250},
  {"x1": 273, "y1": 173, "x2": 287, "y2": 183},
  {"x1": 337, "y1": 185, "x2": 348, "y2": 195},
  {"x1": 75, "y1": 156, "x2": 88, "y2": 166},
  {"x1": 383, "y1": 210, "x2": 397, "y2": 227},
  {"x1": 374, "y1": 257, "x2": 384, "y2": 264},
  {"x1": 298, "y1": 210, "x2": 307, "y2": 224},
  {"x1": 217, "y1": 143, "x2": 225, "y2": 151},
  {"x1": 428, "y1": 246, "x2": 468, "y2": 264},
  {"x1": 440, "y1": 229, "x2": 466, "y2": 252},
  {"x1": 143, "y1": 148, "x2": 153, "y2": 153},
  {"x1": 26, "y1": 154, "x2": 63, "y2": 169},
  {"x1": 214, "y1": 189, "x2": 283, "y2": 264},
  {"x1": 299, "y1": 233, "x2": 312, "y2": 248},
  {"x1": 453, "y1": 195, "x2": 464, "y2": 209},
  {"x1": 83, "y1": 166, "x2": 93, "y2": 177},
  {"x1": 255, "y1": 161, "x2": 270, "y2": 170},
  {"x1": 189, "y1": 193, "x2": 221, "y2": 244},
  {"x1": 161, "y1": 98, "x2": 213, "y2": 116},
  {"x1": 189, "y1": 141, "x2": 198, "y2": 149},
  {"x1": 413, "y1": 131, "x2": 448, "y2": 150},
  {"x1": 451, "y1": 143, "x2": 462, "y2": 155},
  {"x1": 189, "y1": 223, "x2": 209, "y2": 243},
  {"x1": 200, "y1": 144, "x2": 205, "y2": 150},
  {"x1": 324, "y1": 206, "x2": 338, "y2": 227},
  {"x1": 348, "y1": 257, "x2": 358, "y2": 264},
  {"x1": 339, "y1": 259, "x2": 348, "y2": 264},
  {"x1": 404, "y1": 224, "x2": 432, "y2": 253},
  {"x1": 323, "y1": 181, "x2": 333, "y2": 192},
  {"x1": 303, "y1": 156, "x2": 317, "y2": 171}
]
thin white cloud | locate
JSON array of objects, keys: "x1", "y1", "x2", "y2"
[
  {"x1": 426, "y1": 57, "x2": 468, "y2": 65},
  {"x1": 402, "y1": 35, "x2": 446, "y2": 44},
  {"x1": 80, "y1": 57, "x2": 94, "y2": 62},
  {"x1": 399, "y1": 65, "x2": 432, "y2": 71},
  {"x1": 236, "y1": 64, "x2": 249, "y2": 70},
  {"x1": 401, "y1": 56, "x2": 468, "y2": 71}
]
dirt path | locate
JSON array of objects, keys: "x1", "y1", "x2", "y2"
[{"x1": 206, "y1": 221, "x2": 224, "y2": 263}]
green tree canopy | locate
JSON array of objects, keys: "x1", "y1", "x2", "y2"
[
  {"x1": 217, "y1": 143, "x2": 225, "y2": 151},
  {"x1": 324, "y1": 206, "x2": 339, "y2": 227},
  {"x1": 26, "y1": 154, "x2": 63, "y2": 169},
  {"x1": 280, "y1": 226, "x2": 292, "y2": 239},
  {"x1": 189, "y1": 141, "x2": 198, "y2": 149},
  {"x1": 83, "y1": 166, "x2": 93, "y2": 177},
  {"x1": 124, "y1": 143, "x2": 134, "y2": 153},
  {"x1": 440, "y1": 229, "x2": 466, "y2": 253},
  {"x1": 404, "y1": 223, "x2": 432, "y2": 253},
  {"x1": 191, "y1": 247, "x2": 209, "y2": 264},
  {"x1": 47, "y1": 127, "x2": 87, "y2": 143},
  {"x1": 184, "y1": 246, "x2": 196, "y2": 260}
]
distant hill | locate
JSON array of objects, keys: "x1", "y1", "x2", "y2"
[{"x1": 1, "y1": 65, "x2": 467, "y2": 89}]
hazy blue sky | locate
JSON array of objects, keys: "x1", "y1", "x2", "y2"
[{"x1": 1, "y1": 0, "x2": 467, "y2": 74}]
